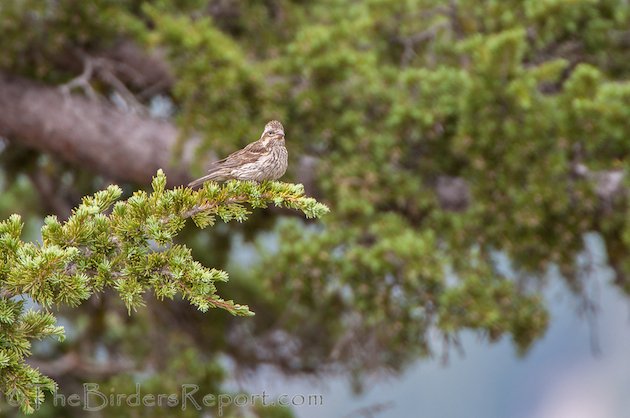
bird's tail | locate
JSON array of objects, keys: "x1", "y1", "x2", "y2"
[{"x1": 188, "y1": 172, "x2": 220, "y2": 188}]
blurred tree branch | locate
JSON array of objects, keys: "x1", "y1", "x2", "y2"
[
  {"x1": 0, "y1": 73, "x2": 194, "y2": 186},
  {"x1": 26, "y1": 167, "x2": 74, "y2": 218},
  {"x1": 26, "y1": 351, "x2": 134, "y2": 380},
  {"x1": 55, "y1": 41, "x2": 175, "y2": 96}
]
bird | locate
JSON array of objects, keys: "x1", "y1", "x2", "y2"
[{"x1": 188, "y1": 120, "x2": 288, "y2": 188}]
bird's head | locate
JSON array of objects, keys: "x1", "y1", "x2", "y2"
[{"x1": 261, "y1": 120, "x2": 285, "y2": 142}]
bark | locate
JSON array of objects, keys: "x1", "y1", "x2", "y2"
[{"x1": 0, "y1": 73, "x2": 195, "y2": 186}]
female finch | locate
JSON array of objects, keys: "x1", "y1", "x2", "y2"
[{"x1": 188, "y1": 120, "x2": 288, "y2": 187}]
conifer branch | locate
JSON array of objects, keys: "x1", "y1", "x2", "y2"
[{"x1": 0, "y1": 170, "x2": 329, "y2": 413}]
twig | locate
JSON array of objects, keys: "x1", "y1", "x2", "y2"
[
  {"x1": 59, "y1": 56, "x2": 97, "y2": 101},
  {"x1": 180, "y1": 192, "x2": 301, "y2": 219},
  {"x1": 181, "y1": 201, "x2": 221, "y2": 219},
  {"x1": 59, "y1": 53, "x2": 146, "y2": 113},
  {"x1": 96, "y1": 59, "x2": 146, "y2": 114},
  {"x1": 207, "y1": 298, "x2": 238, "y2": 310}
]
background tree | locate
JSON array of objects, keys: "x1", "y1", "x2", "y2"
[{"x1": 1, "y1": 0, "x2": 630, "y2": 416}]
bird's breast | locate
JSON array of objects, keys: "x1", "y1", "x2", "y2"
[{"x1": 268, "y1": 145, "x2": 288, "y2": 180}]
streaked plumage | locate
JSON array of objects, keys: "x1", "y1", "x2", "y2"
[{"x1": 188, "y1": 120, "x2": 288, "y2": 187}]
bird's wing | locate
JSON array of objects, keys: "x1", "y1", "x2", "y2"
[
  {"x1": 242, "y1": 139, "x2": 267, "y2": 153},
  {"x1": 207, "y1": 140, "x2": 267, "y2": 171}
]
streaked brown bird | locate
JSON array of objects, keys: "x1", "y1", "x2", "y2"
[{"x1": 188, "y1": 120, "x2": 288, "y2": 187}]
